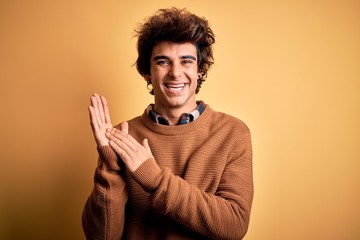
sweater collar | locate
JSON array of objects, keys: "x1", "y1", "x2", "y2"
[
  {"x1": 141, "y1": 103, "x2": 213, "y2": 135},
  {"x1": 146, "y1": 101, "x2": 206, "y2": 126}
]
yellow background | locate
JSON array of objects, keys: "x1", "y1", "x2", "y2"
[{"x1": 1, "y1": 0, "x2": 359, "y2": 239}]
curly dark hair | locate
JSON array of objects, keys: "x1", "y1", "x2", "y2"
[{"x1": 135, "y1": 7, "x2": 215, "y2": 94}]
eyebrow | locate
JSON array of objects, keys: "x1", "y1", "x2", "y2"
[{"x1": 152, "y1": 55, "x2": 197, "y2": 61}]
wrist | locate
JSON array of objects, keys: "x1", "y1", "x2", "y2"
[
  {"x1": 97, "y1": 141, "x2": 109, "y2": 147},
  {"x1": 95, "y1": 137, "x2": 109, "y2": 147}
]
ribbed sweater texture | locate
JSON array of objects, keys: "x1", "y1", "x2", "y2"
[{"x1": 82, "y1": 105, "x2": 253, "y2": 240}]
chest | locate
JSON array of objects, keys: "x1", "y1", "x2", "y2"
[{"x1": 146, "y1": 133, "x2": 233, "y2": 192}]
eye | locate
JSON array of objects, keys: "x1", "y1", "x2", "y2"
[
  {"x1": 182, "y1": 59, "x2": 194, "y2": 65},
  {"x1": 156, "y1": 60, "x2": 169, "y2": 65}
]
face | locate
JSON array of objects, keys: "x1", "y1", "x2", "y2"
[{"x1": 145, "y1": 41, "x2": 200, "y2": 113}]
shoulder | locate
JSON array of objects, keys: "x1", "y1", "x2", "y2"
[
  {"x1": 203, "y1": 106, "x2": 252, "y2": 155},
  {"x1": 205, "y1": 106, "x2": 250, "y2": 134}
]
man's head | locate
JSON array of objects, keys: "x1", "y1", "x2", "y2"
[{"x1": 135, "y1": 8, "x2": 215, "y2": 94}]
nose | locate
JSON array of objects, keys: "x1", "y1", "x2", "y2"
[{"x1": 168, "y1": 62, "x2": 182, "y2": 79}]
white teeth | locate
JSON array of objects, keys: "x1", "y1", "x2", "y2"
[{"x1": 166, "y1": 83, "x2": 185, "y2": 90}]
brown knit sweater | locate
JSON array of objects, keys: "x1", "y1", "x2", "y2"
[{"x1": 82, "y1": 105, "x2": 253, "y2": 240}]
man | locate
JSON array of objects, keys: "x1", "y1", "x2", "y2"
[{"x1": 82, "y1": 7, "x2": 253, "y2": 240}]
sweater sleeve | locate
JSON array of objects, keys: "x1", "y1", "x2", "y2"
[
  {"x1": 82, "y1": 146, "x2": 128, "y2": 240},
  {"x1": 132, "y1": 129, "x2": 253, "y2": 240}
]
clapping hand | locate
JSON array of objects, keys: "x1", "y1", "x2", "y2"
[
  {"x1": 88, "y1": 93, "x2": 153, "y2": 172},
  {"x1": 88, "y1": 93, "x2": 113, "y2": 146},
  {"x1": 106, "y1": 123, "x2": 154, "y2": 172}
]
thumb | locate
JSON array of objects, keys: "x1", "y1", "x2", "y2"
[
  {"x1": 142, "y1": 138, "x2": 153, "y2": 157},
  {"x1": 119, "y1": 121, "x2": 129, "y2": 133}
]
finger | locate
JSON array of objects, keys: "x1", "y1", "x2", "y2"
[
  {"x1": 111, "y1": 127, "x2": 139, "y2": 147},
  {"x1": 101, "y1": 95, "x2": 112, "y2": 125},
  {"x1": 108, "y1": 135, "x2": 136, "y2": 160},
  {"x1": 94, "y1": 93, "x2": 105, "y2": 123},
  {"x1": 119, "y1": 121, "x2": 129, "y2": 133},
  {"x1": 88, "y1": 106, "x2": 99, "y2": 131},
  {"x1": 142, "y1": 138, "x2": 153, "y2": 157},
  {"x1": 108, "y1": 129, "x2": 138, "y2": 152},
  {"x1": 90, "y1": 95, "x2": 103, "y2": 125},
  {"x1": 109, "y1": 140, "x2": 132, "y2": 162}
]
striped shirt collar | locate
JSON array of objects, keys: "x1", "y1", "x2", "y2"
[{"x1": 146, "y1": 101, "x2": 206, "y2": 125}]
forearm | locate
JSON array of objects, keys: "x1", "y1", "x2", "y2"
[
  {"x1": 132, "y1": 158, "x2": 253, "y2": 240},
  {"x1": 82, "y1": 147, "x2": 128, "y2": 240}
]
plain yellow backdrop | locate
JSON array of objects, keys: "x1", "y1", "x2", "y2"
[{"x1": 1, "y1": 0, "x2": 359, "y2": 239}]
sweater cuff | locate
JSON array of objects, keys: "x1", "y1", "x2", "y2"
[{"x1": 132, "y1": 158, "x2": 163, "y2": 192}]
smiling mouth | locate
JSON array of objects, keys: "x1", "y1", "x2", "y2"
[{"x1": 165, "y1": 83, "x2": 186, "y2": 91}]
